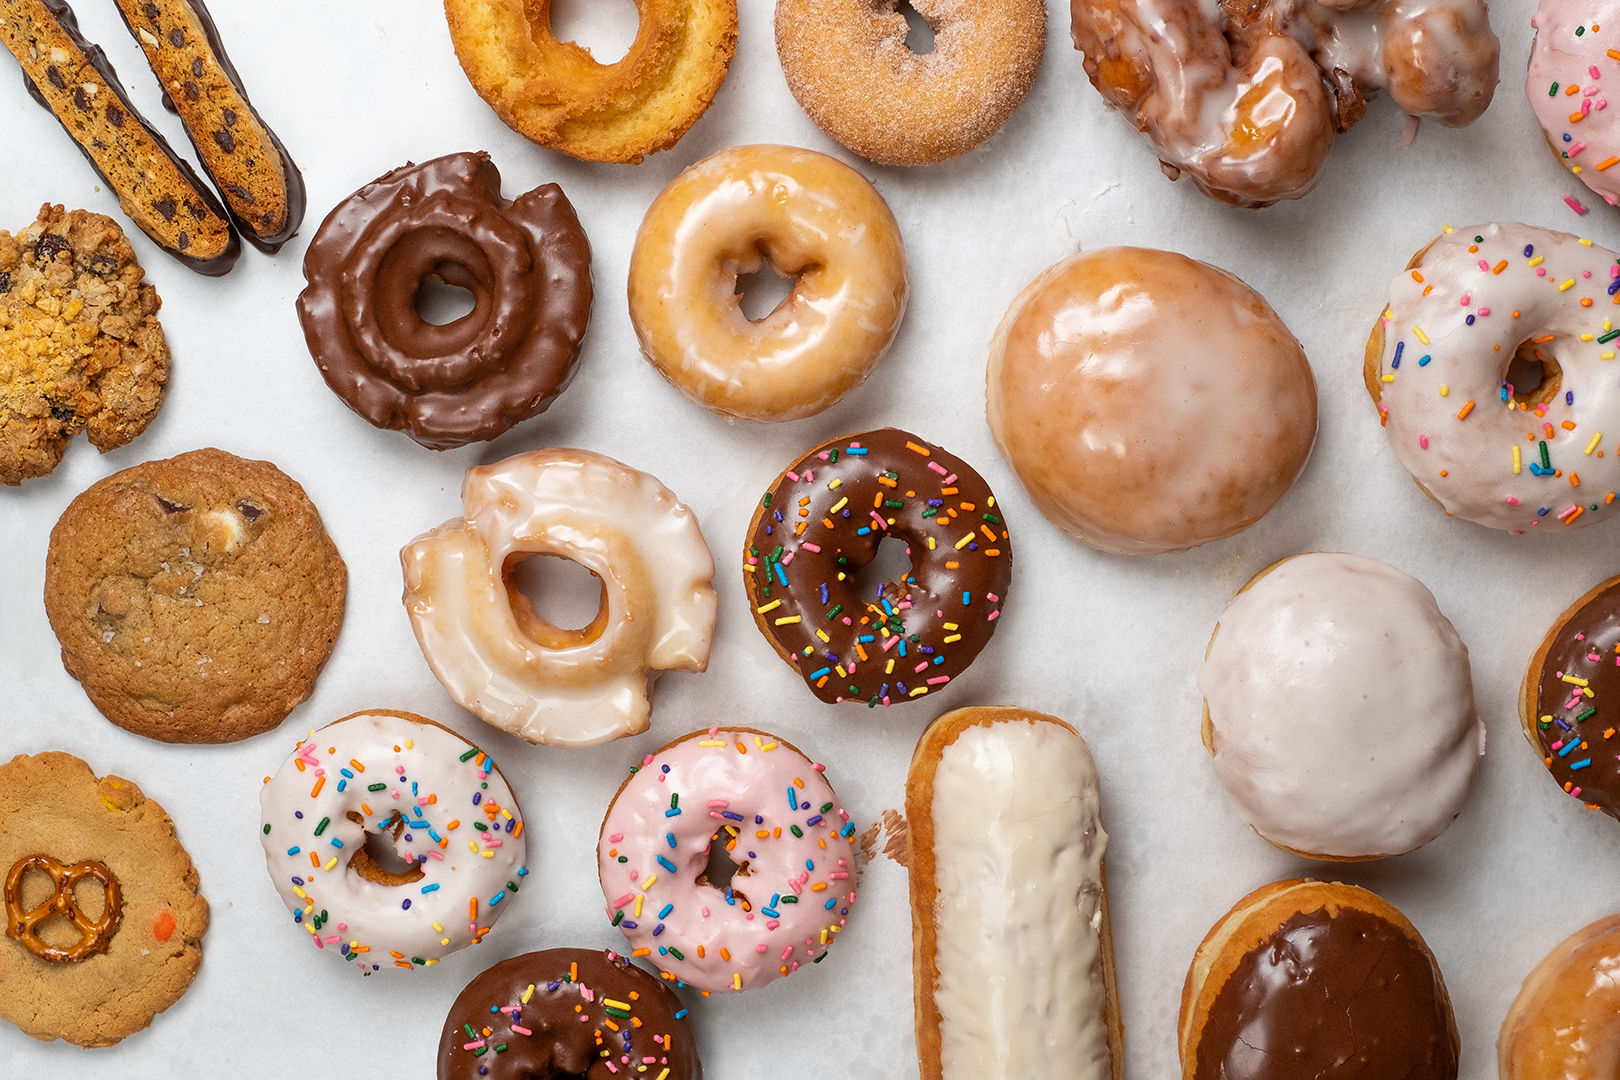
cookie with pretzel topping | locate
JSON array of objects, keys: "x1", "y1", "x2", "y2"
[{"x1": 0, "y1": 751, "x2": 208, "y2": 1047}]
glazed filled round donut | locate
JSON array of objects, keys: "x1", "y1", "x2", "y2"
[
  {"x1": 627, "y1": 144, "x2": 908, "y2": 422},
  {"x1": 258, "y1": 709, "x2": 528, "y2": 972},
  {"x1": 1499, "y1": 913, "x2": 1620, "y2": 1080},
  {"x1": 1520, "y1": 574, "x2": 1620, "y2": 818},
  {"x1": 1071, "y1": 0, "x2": 1499, "y2": 206},
  {"x1": 296, "y1": 152, "x2": 592, "y2": 450},
  {"x1": 1528, "y1": 0, "x2": 1620, "y2": 208},
  {"x1": 436, "y1": 947, "x2": 699, "y2": 1080},
  {"x1": 1367, "y1": 223, "x2": 1620, "y2": 533},
  {"x1": 743, "y1": 428, "x2": 1010, "y2": 707},
  {"x1": 597, "y1": 726, "x2": 859, "y2": 993},
  {"x1": 1180, "y1": 879, "x2": 1460, "y2": 1080},
  {"x1": 444, "y1": 0, "x2": 737, "y2": 164},
  {"x1": 987, "y1": 247, "x2": 1317, "y2": 554},
  {"x1": 402, "y1": 448, "x2": 717, "y2": 748},
  {"x1": 774, "y1": 0, "x2": 1047, "y2": 166}
]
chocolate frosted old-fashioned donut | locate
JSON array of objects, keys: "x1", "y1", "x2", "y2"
[
  {"x1": 743, "y1": 429, "x2": 1010, "y2": 707},
  {"x1": 297, "y1": 152, "x2": 592, "y2": 450}
]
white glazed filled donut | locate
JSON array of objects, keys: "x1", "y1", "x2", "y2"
[
  {"x1": 258, "y1": 709, "x2": 527, "y2": 972},
  {"x1": 401, "y1": 448, "x2": 717, "y2": 748}
]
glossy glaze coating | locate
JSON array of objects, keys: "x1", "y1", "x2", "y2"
[
  {"x1": 1528, "y1": 2, "x2": 1620, "y2": 207},
  {"x1": 597, "y1": 728, "x2": 858, "y2": 993},
  {"x1": 437, "y1": 948, "x2": 700, "y2": 1080},
  {"x1": 1071, "y1": 0, "x2": 1499, "y2": 206},
  {"x1": 987, "y1": 248, "x2": 1316, "y2": 554},
  {"x1": 1371, "y1": 223, "x2": 1620, "y2": 533},
  {"x1": 402, "y1": 449, "x2": 716, "y2": 749},
  {"x1": 743, "y1": 430, "x2": 1010, "y2": 706},
  {"x1": 1500, "y1": 913, "x2": 1620, "y2": 1080},
  {"x1": 1526, "y1": 576, "x2": 1620, "y2": 817},
  {"x1": 297, "y1": 152, "x2": 592, "y2": 450},
  {"x1": 627, "y1": 144, "x2": 908, "y2": 422},
  {"x1": 1198, "y1": 553, "x2": 1484, "y2": 858}
]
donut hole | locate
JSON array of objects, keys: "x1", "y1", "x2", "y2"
[
  {"x1": 694, "y1": 827, "x2": 752, "y2": 910},
  {"x1": 504, "y1": 552, "x2": 609, "y2": 648},
  {"x1": 413, "y1": 276, "x2": 477, "y2": 327},
  {"x1": 548, "y1": 0, "x2": 639, "y2": 64},
  {"x1": 1506, "y1": 344, "x2": 1564, "y2": 409},
  {"x1": 850, "y1": 536, "x2": 915, "y2": 607},
  {"x1": 349, "y1": 812, "x2": 426, "y2": 887},
  {"x1": 897, "y1": 0, "x2": 936, "y2": 55},
  {"x1": 735, "y1": 264, "x2": 796, "y2": 322}
]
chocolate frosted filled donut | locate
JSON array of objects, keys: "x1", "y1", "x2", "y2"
[{"x1": 297, "y1": 152, "x2": 592, "y2": 450}]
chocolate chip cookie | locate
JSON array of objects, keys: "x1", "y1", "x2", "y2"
[
  {"x1": 44, "y1": 448, "x2": 347, "y2": 742},
  {"x1": 0, "y1": 751, "x2": 208, "y2": 1047},
  {"x1": 0, "y1": 204, "x2": 170, "y2": 485}
]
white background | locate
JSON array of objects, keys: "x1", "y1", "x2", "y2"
[{"x1": 2, "y1": 0, "x2": 1616, "y2": 1076}]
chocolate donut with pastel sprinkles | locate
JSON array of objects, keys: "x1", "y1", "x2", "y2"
[
  {"x1": 436, "y1": 947, "x2": 700, "y2": 1080},
  {"x1": 1366, "y1": 223, "x2": 1620, "y2": 532},
  {"x1": 1521, "y1": 574, "x2": 1620, "y2": 818},
  {"x1": 743, "y1": 429, "x2": 1011, "y2": 707}
]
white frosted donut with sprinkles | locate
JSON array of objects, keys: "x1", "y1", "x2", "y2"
[
  {"x1": 596, "y1": 726, "x2": 858, "y2": 993},
  {"x1": 259, "y1": 709, "x2": 528, "y2": 973},
  {"x1": 1367, "y1": 222, "x2": 1620, "y2": 532},
  {"x1": 1528, "y1": 0, "x2": 1620, "y2": 207}
]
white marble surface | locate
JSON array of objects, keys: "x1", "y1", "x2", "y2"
[{"x1": 1, "y1": 0, "x2": 1615, "y2": 1076}]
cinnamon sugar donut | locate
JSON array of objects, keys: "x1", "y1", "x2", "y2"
[{"x1": 774, "y1": 0, "x2": 1047, "y2": 166}]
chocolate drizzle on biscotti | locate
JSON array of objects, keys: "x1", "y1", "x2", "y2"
[{"x1": 1534, "y1": 578, "x2": 1620, "y2": 819}]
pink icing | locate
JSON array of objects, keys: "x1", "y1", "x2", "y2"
[{"x1": 1527, "y1": 0, "x2": 1620, "y2": 204}]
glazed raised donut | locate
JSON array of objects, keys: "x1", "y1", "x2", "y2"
[
  {"x1": 1520, "y1": 574, "x2": 1620, "y2": 818},
  {"x1": 597, "y1": 727, "x2": 859, "y2": 993},
  {"x1": 1070, "y1": 0, "x2": 1500, "y2": 206},
  {"x1": 436, "y1": 947, "x2": 699, "y2": 1080},
  {"x1": 627, "y1": 144, "x2": 908, "y2": 422},
  {"x1": 1527, "y1": 2, "x2": 1620, "y2": 208},
  {"x1": 774, "y1": 0, "x2": 1047, "y2": 166},
  {"x1": 444, "y1": 0, "x2": 737, "y2": 164},
  {"x1": 1198, "y1": 553, "x2": 1484, "y2": 860},
  {"x1": 1500, "y1": 914, "x2": 1620, "y2": 1080},
  {"x1": 987, "y1": 247, "x2": 1317, "y2": 554},
  {"x1": 296, "y1": 152, "x2": 592, "y2": 450},
  {"x1": 743, "y1": 429, "x2": 1010, "y2": 707},
  {"x1": 402, "y1": 448, "x2": 717, "y2": 748},
  {"x1": 1180, "y1": 879, "x2": 1460, "y2": 1080},
  {"x1": 258, "y1": 709, "x2": 528, "y2": 973},
  {"x1": 1366, "y1": 223, "x2": 1620, "y2": 533}
]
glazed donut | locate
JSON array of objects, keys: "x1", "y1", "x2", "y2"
[
  {"x1": 402, "y1": 448, "x2": 716, "y2": 749},
  {"x1": 296, "y1": 152, "x2": 592, "y2": 451},
  {"x1": 908, "y1": 707, "x2": 1121, "y2": 1080},
  {"x1": 1198, "y1": 552, "x2": 1485, "y2": 860},
  {"x1": 743, "y1": 429, "x2": 1011, "y2": 707},
  {"x1": 596, "y1": 727, "x2": 859, "y2": 993},
  {"x1": 436, "y1": 947, "x2": 699, "y2": 1080},
  {"x1": 627, "y1": 144, "x2": 908, "y2": 422},
  {"x1": 1520, "y1": 574, "x2": 1620, "y2": 818},
  {"x1": 774, "y1": 0, "x2": 1047, "y2": 166},
  {"x1": 1500, "y1": 914, "x2": 1620, "y2": 1080},
  {"x1": 987, "y1": 247, "x2": 1317, "y2": 554},
  {"x1": 1070, "y1": 0, "x2": 1500, "y2": 206},
  {"x1": 444, "y1": 0, "x2": 737, "y2": 164},
  {"x1": 257, "y1": 709, "x2": 528, "y2": 973},
  {"x1": 1180, "y1": 879, "x2": 1460, "y2": 1080},
  {"x1": 1528, "y1": 2, "x2": 1620, "y2": 207},
  {"x1": 1366, "y1": 223, "x2": 1620, "y2": 533}
]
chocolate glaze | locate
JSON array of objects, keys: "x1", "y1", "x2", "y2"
[
  {"x1": 1196, "y1": 906, "x2": 1459, "y2": 1080},
  {"x1": 436, "y1": 948, "x2": 701, "y2": 1080},
  {"x1": 111, "y1": 0, "x2": 306, "y2": 252},
  {"x1": 10, "y1": 0, "x2": 241, "y2": 275},
  {"x1": 1534, "y1": 578, "x2": 1620, "y2": 819},
  {"x1": 296, "y1": 152, "x2": 593, "y2": 450},
  {"x1": 743, "y1": 429, "x2": 1011, "y2": 706}
]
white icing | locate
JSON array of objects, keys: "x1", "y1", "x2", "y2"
[
  {"x1": 1377, "y1": 223, "x2": 1620, "y2": 533},
  {"x1": 1527, "y1": 0, "x2": 1620, "y2": 207},
  {"x1": 930, "y1": 718, "x2": 1111, "y2": 1080},
  {"x1": 258, "y1": 712, "x2": 527, "y2": 971},
  {"x1": 401, "y1": 448, "x2": 716, "y2": 748},
  {"x1": 1198, "y1": 553, "x2": 1484, "y2": 858}
]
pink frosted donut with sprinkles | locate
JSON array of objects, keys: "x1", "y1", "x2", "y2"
[
  {"x1": 258, "y1": 709, "x2": 528, "y2": 973},
  {"x1": 1528, "y1": 0, "x2": 1620, "y2": 205},
  {"x1": 1366, "y1": 222, "x2": 1620, "y2": 533},
  {"x1": 596, "y1": 726, "x2": 858, "y2": 993}
]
